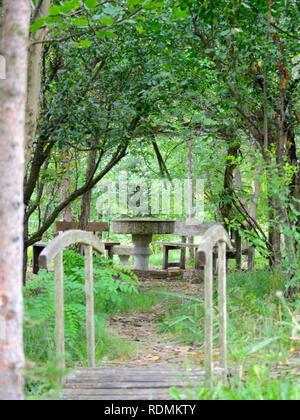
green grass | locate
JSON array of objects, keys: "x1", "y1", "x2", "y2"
[
  {"x1": 163, "y1": 271, "x2": 299, "y2": 401},
  {"x1": 155, "y1": 270, "x2": 298, "y2": 361},
  {"x1": 170, "y1": 364, "x2": 300, "y2": 400}
]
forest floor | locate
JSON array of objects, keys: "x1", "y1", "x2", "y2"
[
  {"x1": 99, "y1": 274, "x2": 300, "y2": 382},
  {"x1": 105, "y1": 278, "x2": 206, "y2": 369}
]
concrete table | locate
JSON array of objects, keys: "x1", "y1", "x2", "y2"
[{"x1": 111, "y1": 218, "x2": 175, "y2": 270}]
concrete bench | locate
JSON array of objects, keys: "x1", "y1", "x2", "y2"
[
  {"x1": 154, "y1": 241, "x2": 249, "y2": 271},
  {"x1": 32, "y1": 241, "x2": 49, "y2": 274},
  {"x1": 153, "y1": 222, "x2": 250, "y2": 271},
  {"x1": 55, "y1": 221, "x2": 121, "y2": 260},
  {"x1": 32, "y1": 221, "x2": 120, "y2": 274},
  {"x1": 153, "y1": 241, "x2": 213, "y2": 270},
  {"x1": 113, "y1": 246, "x2": 133, "y2": 266}
]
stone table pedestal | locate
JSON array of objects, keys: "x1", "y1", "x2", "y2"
[{"x1": 111, "y1": 218, "x2": 175, "y2": 271}]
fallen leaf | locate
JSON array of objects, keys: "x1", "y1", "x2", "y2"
[{"x1": 146, "y1": 356, "x2": 161, "y2": 361}]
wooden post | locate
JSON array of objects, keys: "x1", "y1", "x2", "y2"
[
  {"x1": 235, "y1": 231, "x2": 242, "y2": 269},
  {"x1": 195, "y1": 225, "x2": 230, "y2": 388},
  {"x1": 84, "y1": 245, "x2": 95, "y2": 368},
  {"x1": 54, "y1": 251, "x2": 65, "y2": 376},
  {"x1": 204, "y1": 250, "x2": 213, "y2": 388},
  {"x1": 38, "y1": 231, "x2": 105, "y2": 378},
  {"x1": 248, "y1": 246, "x2": 255, "y2": 271},
  {"x1": 180, "y1": 236, "x2": 187, "y2": 269},
  {"x1": 218, "y1": 241, "x2": 227, "y2": 385}
]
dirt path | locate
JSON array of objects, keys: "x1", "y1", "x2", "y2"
[
  {"x1": 101, "y1": 277, "x2": 300, "y2": 380},
  {"x1": 103, "y1": 279, "x2": 206, "y2": 369}
]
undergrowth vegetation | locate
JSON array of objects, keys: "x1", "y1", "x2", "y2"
[
  {"x1": 157, "y1": 271, "x2": 298, "y2": 363},
  {"x1": 24, "y1": 250, "x2": 299, "y2": 400},
  {"x1": 24, "y1": 250, "x2": 139, "y2": 396},
  {"x1": 158, "y1": 271, "x2": 299, "y2": 401}
]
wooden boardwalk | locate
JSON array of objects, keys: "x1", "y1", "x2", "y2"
[{"x1": 55, "y1": 367, "x2": 205, "y2": 400}]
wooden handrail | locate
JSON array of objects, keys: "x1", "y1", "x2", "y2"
[
  {"x1": 39, "y1": 231, "x2": 105, "y2": 379},
  {"x1": 39, "y1": 230, "x2": 105, "y2": 269},
  {"x1": 195, "y1": 224, "x2": 231, "y2": 387}
]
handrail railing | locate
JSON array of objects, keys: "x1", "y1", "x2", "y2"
[
  {"x1": 39, "y1": 231, "x2": 105, "y2": 378},
  {"x1": 195, "y1": 225, "x2": 231, "y2": 387},
  {"x1": 38, "y1": 227, "x2": 231, "y2": 388}
]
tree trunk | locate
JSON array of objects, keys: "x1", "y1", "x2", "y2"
[
  {"x1": 0, "y1": 0, "x2": 30, "y2": 400},
  {"x1": 60, "y1": 147, "x2": 73, "y2": 222},
  {"x1": 187, "y1": 138, "x2": 194, "y2": 260},
  {"x1": 79, "y1": 144, "x2": 99, "y2": 231},
  {"x1": 219, "y1": 143, "x2": 240, "y2": 225},
  {"x1": 25, "y1": 0, "x2": 51, "y2": 168}
]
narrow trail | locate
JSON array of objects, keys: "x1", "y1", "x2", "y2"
[
  {"x1": 105, "y1": 279, "x2": 206, "y2": 370},
  {"x1": 56, "y1": 279, "x2": 208, "y2": 400}
]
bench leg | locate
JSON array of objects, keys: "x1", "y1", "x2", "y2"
[
  {"x1": 107, "y1": 247, "x2": 114, "y2": 261},
  {"x1": 33, "y1": 245, "x2": 46, "y2": 274},
  {"x1": 119, "y1": 255, "x2": 130, "y2": 266},
  {"x1": 196, "y1": 251, "x2": 205, "y2": 270},
  {"x1": 235, "y1": 233, "x2": 242, "y2": 270},
  {"x1": 180, "y1": 248, "x2": 186, "y2": 269},
  {"x1": 163, "y1": 246, "x2": 169, "y2": 270}
]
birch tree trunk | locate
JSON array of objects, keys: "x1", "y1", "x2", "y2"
[
  {"x1": 0, "y1": 0, "x2": 30, "y2": 400},
  {"x1": 25, "y1": 0, "x2": 51, "y2": 168}
]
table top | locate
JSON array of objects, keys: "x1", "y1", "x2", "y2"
[{"x1": 111, "y1": 218, "x2": 175, "y2": 235}]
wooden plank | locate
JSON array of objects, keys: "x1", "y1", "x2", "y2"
[
  {"x1": 60, "y1": 387, "x2": 188, "y2": 394},
  {"x1": 64, "y1": 372, "x2": 203, "y2": 381},
  {"x1": 65, "y1": 374, "x2": 202, "y2": 383},
  {"x1": 68, "y1": 367, "x2": 204, "y2": 373},
  {"x1": 65, "y1": 372, "x2": 203, "y2": 380},
  {"x1": 86, "y1": 222, "x2": 109, "y2": 233},
  {"x1": 59, "y1": 395, "x2": 171, "y2": 401},
  {"x1": 58, "y1": 390, "x2": 176, "y2": 401},
  {"x1": 55, "y1": 221, "x2": 77, "y2": 231},
  {"x1": 59, "y1": 388, "x2": 185, "y2": 397},
  {"x1": 57, "y1": 367, "x2": 209, "y2": 400},
  {"x1": 154, "y1": 242, "x2": 200, "y2": 248},
  {"x1": 64, "y1": 381, "x2": 200, "y2": 389}
]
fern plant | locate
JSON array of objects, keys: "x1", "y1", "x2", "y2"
[{"x1": 24, "y1": 250, "x2": 139, "y2": 365}]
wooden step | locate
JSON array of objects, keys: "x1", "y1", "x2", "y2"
[{"x1": 54, "y1": 367, "x2": 206, "y2": 401}]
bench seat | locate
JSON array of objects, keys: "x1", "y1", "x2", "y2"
[
  {"x1": 113, "y1": 246, "x2": 133, "y2": 266},
  {"x1": 154, "y1": 241, "x2": 248, "y2": 270}
]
